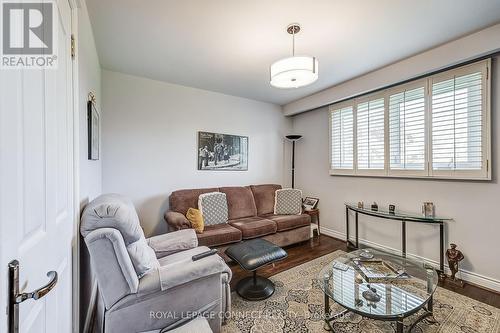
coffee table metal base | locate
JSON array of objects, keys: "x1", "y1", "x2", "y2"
[
  {"x1": 236, "y1": 271, "x2": 275, "y2": 301},
  {"x1": 323, "y1": 292, "x2": 436, "y2": 333}
]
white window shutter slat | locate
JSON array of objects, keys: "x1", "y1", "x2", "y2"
[
  {"x1": 357, "y1": 98, "x2": 385, "y2": 170},
  {"x1": 431, "y1": 71, "x2": 483, "y2": 171},
  {"x1": 389, "y1": 86, "x2": 426, "y2": 171},
  {"x1": 331, "y1": 106, "x2": 353, "y2": 170}
]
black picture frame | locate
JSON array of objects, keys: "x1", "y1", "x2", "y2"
[
  {"x1": 87, "y1": 100, "x2": 100, "y2": 160},
  {"x1": 303, "y1": 197, "x2": 319, "y2": 210},
  {"x1": 197, "y1": 131, "x2": 248, "y2": 171}
]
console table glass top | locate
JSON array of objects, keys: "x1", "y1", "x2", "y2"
[
  {"x1": 345, "y1": 203, "x2": 453, "y2": 223},
  {"x1": 319, "y1": 248, "x2": 438, "y2": 319}
]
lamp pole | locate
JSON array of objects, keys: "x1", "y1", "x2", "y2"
[
  {"x1": 285, "y1": 135, "x2": 302, "y2": 188},
  {"x1": 291, "y1": 140, "x2": 296, "y2": 188}
]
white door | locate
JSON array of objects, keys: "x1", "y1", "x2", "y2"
[{"x1": 0, "y1": 0, "x2": 75, "y2": 332}]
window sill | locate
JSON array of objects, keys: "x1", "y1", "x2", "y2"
[{"x1": 329, "y1": 170, "x2": 491, "y2": 181}]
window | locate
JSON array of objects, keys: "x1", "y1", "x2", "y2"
[
  {"x1": 357, "y1": 97, "x2": 385, "y2": 171},
  {"x1": 329, "y1": 59, "x2": 491, "y2": 180},
  {"x1": 330, "y1": 105, "x2": 354, "y2": 171},
  {"x1": 389, "y1": 84, "x2": 426, "y2": 173},
  {"x1": 431, "y1": 69, "x2": 486, "y2": 177}
]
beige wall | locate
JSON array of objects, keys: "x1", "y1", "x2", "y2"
[
  {"x1": 101, "y1": 70, "x2": 292, "y2": 236},
  {"x1": 291, "y1": 56, "x2": 500, "y2": 291}
]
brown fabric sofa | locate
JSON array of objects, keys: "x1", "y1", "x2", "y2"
[{"x1": 164, "y1": 184, "x2": 311, "y2": 256}]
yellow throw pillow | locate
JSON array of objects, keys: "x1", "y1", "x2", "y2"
[{"x1": 186, "y1": 208, "x2": 204, "y2": 234}]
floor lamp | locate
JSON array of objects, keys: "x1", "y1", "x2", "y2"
[{"x1": 285, "y1": 135, "x2": 302, "y2": 188}]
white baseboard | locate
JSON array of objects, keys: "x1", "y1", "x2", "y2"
[
  {"x1": 321, "y1": 226, "x2": 500, "y2": 293},
  {"x1": 83, "y1": 279, "x2": 98, "y2": 333}
]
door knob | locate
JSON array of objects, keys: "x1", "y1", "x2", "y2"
[
  {"x1": 8, "y1": 260, "x2": 58, "y2": 333},
  {"x1": 14, "y1": 270, "x2": 58, "y2": 303}
]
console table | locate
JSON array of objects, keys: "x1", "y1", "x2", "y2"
[{"x1": 345, "y1": 203, "x2": 452, "y2": 274}]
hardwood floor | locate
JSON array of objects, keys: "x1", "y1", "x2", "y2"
[{"x1": 229, "y1": 234, "x2": 500, "y2": 308}]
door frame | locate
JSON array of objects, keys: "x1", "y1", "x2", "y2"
[{"x1": 69, "y1": 0, "x2": 81, "y2": 332}]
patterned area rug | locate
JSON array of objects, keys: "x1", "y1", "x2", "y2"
[{"x1": 223, "y1": 250, "x2": 500, "y2": 333}]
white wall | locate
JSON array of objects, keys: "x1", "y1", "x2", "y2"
[
  {"x1": 284, "y1": 23, "x2": 500, "y2": 115},
  {"x1": 102, "y1": 70, "x2": 292, "y2": 236},
  {"x1": 292, "y1": 56, "x2": 499, "y2": 291},
  {"x1": 78, "y1": 8, "x2": 102, "y2": 206},
  {"x1": 77, "y1": 0, "x2": 101, "y2": 331}
]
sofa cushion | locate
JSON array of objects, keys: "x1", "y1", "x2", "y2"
[
  {"x1": 220, "y1": 186, "x2": 258, "y2": 220},
  {"x1": 169, "y1": 188, "x2": 219, "y2": 215},
  {"x1": 229, "y1": 217, "x2": 277, "y2": 239},
  {"x1": 265, "y1": 214, "x2": 311, "y2": 232},
  {"x1": 198, "y1": 192, "x2": 228, "y2": 226},
  {"x1": 197, "y1": 223, "x2": 242, "y2": 247},
  {"x1": 250, "y1": 184, "x2": 282, "y2": 216},
  {"x1": 274, "y1": 188, "x2": 303, "y2": 215}
]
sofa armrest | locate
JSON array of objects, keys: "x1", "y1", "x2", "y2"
[
  {"x1": 165, "y1": 211, "x2": 192, "y2": 231},
  {"x1": 147, "y1": 229, "x2": 198, "y2": 259},
  {"x1": 158, "y1": 253, "x2": 231, "y2": 291}
]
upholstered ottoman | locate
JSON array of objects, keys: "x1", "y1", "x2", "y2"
[{"x1": 225, "y1": 239, "x2": 287, "y2": 301}]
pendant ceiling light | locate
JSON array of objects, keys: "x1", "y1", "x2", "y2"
[{"x1": 270, "y1": 23, "x2": 318, "y2": 89}]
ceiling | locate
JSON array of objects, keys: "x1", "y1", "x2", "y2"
[{"x1": 86, "y1": 0, "x2": 500, "y2": 106}]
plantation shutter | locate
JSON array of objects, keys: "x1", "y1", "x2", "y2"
[
  {"x1": 431, "y1": 71, "x2": 484, "y2": 172},
  {"x1": 328, "y1": 59, "x2": 490, "y2": 180},
  {"x1": 389, "y1": 86, "x2": 426, "y2": 171},
  {"x1": 331, "y1": 106, "x2": 354, "y2": 170},
  {"x1": 357, "y1": 97, "x2": 385, "y2": 170}
]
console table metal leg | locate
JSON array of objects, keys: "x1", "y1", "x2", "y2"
[
  {"x1": 439, "y1": 223, "x2": 444, "y2": 274},
  {"x1": 345, "y1": 206, "x2": 349, "y2": 246},
  {"x1": 402, "y1": 220, "x2": 406, "y2": 258},
  {"x1": 355, "y1": 212, "x2": 359, "y2": 248}
]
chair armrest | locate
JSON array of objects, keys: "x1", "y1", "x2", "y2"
[
  {"x1": 164, "y1": 211, "x2": 192, "y2": 231},
  {"x1": 147, "y1": 229, "x2": 198, "y2": 259},
  {"x1": 84, "y1": 228, "x2": 139, "y2": 309},
  {"x1": 158, "y1": 253, "x2": 231, "y2": 291}
]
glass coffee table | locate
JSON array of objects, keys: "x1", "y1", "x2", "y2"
[{"x1": 319, "y1": 248, "x2": 438, "y2": 333}]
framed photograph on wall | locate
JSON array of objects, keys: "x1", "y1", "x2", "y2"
[
  {"x1": 198, "y1": 131, "x2": 248, "y2": 171},
  {"x1": 87, "y1": 99, "x2": 100, "y2": 160},
  {"x1": 303, "y1": 197, "x2": 319, "y2": 211}
]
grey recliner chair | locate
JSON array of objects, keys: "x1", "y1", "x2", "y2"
[{"x1": 81, "y1": 194, "x2": 232, "y2": 333}]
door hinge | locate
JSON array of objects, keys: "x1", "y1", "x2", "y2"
[
  {"x1": 486, "y1": 159, "x2": 489, "y2": 172},
  {"x1": 71, "y1": 34, "x2": 75, "y2": 60},
  {"x1": 486, "y1": 66, "x2": 489, "y2": 80}
]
